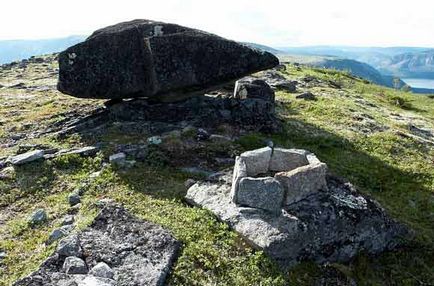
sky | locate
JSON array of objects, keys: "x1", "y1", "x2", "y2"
[{"x1": 1, "y1": 0, "x2": 434, "y2": 47}]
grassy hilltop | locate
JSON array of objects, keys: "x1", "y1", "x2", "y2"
[{"x1": 0, "y1": 55, "x2": 433, "y2": 285}]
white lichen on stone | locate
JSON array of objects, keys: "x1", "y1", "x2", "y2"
[
  {"x1": 153, "y1": 25, "x2": 164, "y2": 36},
  {"x1": 68, "y1": 53, "x2": 77, "y2": 65}
]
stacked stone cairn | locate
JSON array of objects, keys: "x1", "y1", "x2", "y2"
[{"x1": 231, "y1": 147, "x2": 327, "y2": 215}]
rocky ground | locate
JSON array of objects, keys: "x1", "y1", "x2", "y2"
[{"x1": 0, "y1": 55, "x2": 433, "y2": 285}]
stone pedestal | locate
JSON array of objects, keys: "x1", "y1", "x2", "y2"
[{"x1": 231, "y1": 147, "x2": 328, "y2": 214}]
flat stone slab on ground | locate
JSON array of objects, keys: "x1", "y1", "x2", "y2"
[
  {"x1": 7, "y1": 150, "x2": 44, "y2": 165},
  {"x1": 14, "y1": 205, "x2": 180, "y2": 286},
  {"x1": 186, "y1": 173, "x2": 408, "y2": 269}
]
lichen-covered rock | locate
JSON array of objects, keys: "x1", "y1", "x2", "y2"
[
  {"x1": 14, "y1": 204, "x2": 180, "y2": 286},
  {"x1": 62, "y1": 256, "x2": 88, "y2": 274},
  {"x1": 28, "y1": 209, "x2": 47, "y2": 227},
  {"x1": 68, "y1": 192, "x2": 81, "y2": 206},
  {"x1": 186, "y1": 172, "x2": 409, "y2": 269},
  {"x1": 89, "y1": 262, "x2": 114, "y2": 279},
  {"x1": 57, "y1": 235, "x2": 83, "y2": 257},
  {"x1": 7, "y1": 150, "x2": 44, "y2": 165},
  {"x1": 46, "y1": 225, "x2": 74, "y2": 245},
  {"x1": 58, "y1": 19, "x2": 279, "y2": 101},
  {"x1": 234, "y1": 78, "x2": 275, "y2": 102}
]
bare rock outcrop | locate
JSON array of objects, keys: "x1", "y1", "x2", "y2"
[{"x1": 14, "y1": 204, "x2": 180, "y2": 286}]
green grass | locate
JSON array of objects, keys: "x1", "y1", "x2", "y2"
[{"x1": 0, "y1": 59, "x2": 433, "y2": 285}]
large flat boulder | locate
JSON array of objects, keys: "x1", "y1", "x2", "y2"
[
  {"x1": 14, "y1": 204, "x2": 180, "y2": 286},
  {"x1": 186, "y1": 172, "x2": 408, "y2": 269},
  {"x1": 58, "y1": 19, "x2": 279, "y2": 101}
]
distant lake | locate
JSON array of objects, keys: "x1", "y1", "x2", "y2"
[{"x1": 402, "y1": 78, "x2": 434, "y2": 89}]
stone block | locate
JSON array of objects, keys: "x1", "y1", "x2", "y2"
[
  {"x1": 275, "y1": 163, "x2": 328, "y2": 205},
  {"x1": 237, "y1": 177, "x2": 284, "y2": 214},
  {"x1": 240, "y1": 147, "x2": 272, "y2": 176},
  {"x1": 269, "y1": 148, "x2": 309, "y2": 172},
  {"x1": 230, "y1": 156, "x2": 247, "y2": 203}
]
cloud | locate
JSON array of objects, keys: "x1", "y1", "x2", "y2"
[{"x1": 0, "y1": 0, "x2": 433, "y2": 47}]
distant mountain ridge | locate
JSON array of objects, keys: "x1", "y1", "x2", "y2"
[
  {"x1": 277, "y1": 46, "x2": 434, "y2": 79},
  {"x1": 0, "y1": 36, "x2": 86, "y2": 64},
  {"x1": 242, "y1": 42, "x2": 285, "y2": 55},
  {"x1": 278, "y1": 55, "x2": 405, "y2": 89},
  {"x1": 381, "y1": 50, "x2": 434, "y2": 78}
]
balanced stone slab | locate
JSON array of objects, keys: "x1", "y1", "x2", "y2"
[{"x1": 57, "y1": 19, "x2": 279, "y2": 101}]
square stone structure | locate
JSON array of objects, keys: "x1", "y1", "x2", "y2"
[{"x1": 231, "y1": 147, "x2": 328, "y2": 214}]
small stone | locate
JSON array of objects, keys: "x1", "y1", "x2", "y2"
[
  {"x1": 109, "y1": 152, "x2": 126, "y2": 167},
  {"x1": 62, "y1": 256, "x2": 88, "y2": 274},
  {"x1": 61, "y1": 215, "x2": 75, "y2": 226},
  {"x1": 7, "y1": 150, "x2": 44, "y2": 165},
  {"x1": 89, "y1": 171, "x2": 101, "y2": 179},
  {"x1": 28, "y1": 209, "x2": 48, "y2": 226},
  {"x1": 236, "y1": 177, "x2": 284, "y2": 214},
  {"x1": 68, "y1": 192, "x2": 81, "y2": 206},
  {"x1": 184, "y1": 179, "x2": 196, "y2": 189},
  {"x1": 46, "y1": 225, "x2": 74, "y2": 245},
  {"x1": 296, "y1": 92, "x2": 316, "y2": 100},
  {"x1": 147, "y1": 136, "x2": 162, "y2": 145},
  {"x1": 197, "y1": 128, "x2": 210, "y2": 140},
  {"x1": 89, "y1": 262, "x2": 114, "y2": 279},
  {"x1": 234, "y1": 78, "x2": 275, "y2": 102},
  {"x1": 57, "y1": 235, "x2": 82, "y2": 257}
]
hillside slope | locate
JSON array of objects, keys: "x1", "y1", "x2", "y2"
[
  {"x1": 0, "y1": 36, "x2": 86, "y2": 64},
  {"x1": 0, "y1": 55, "x2": 433, "y2": 285},
  {"x1": 280, "y1": 55, "x2": 406, "y2": 88},
  {"x1": 380, "y1": 50, "x2": 434, "y2": 78}
]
